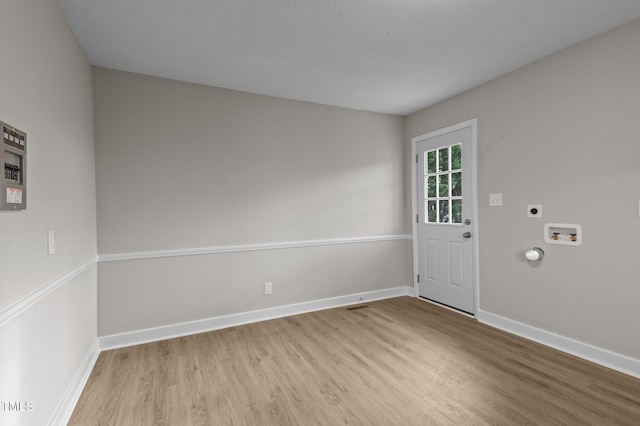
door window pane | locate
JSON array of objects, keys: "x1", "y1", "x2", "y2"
[
  {"x1": 439, "y1": 200, "x2": 449, "y2": 223},
  {"x1": 426, "y1": 151, "x2": 437, "y2": 174},
  {"x1": 427, "y1": 200, "x2": 437, "y2": 223},
  {"x1": 438, "y1": 148, "x2": 449, "y2": 172},
  {"x1": 427, "y1": 176, "x2": 436, "y2": 198},
  {"x1": 451, "y1": 172, "x2": 462, "y2": 197},
  {"x1": 451, "y1": 144, "x2": 462, "y2": 170},
  {"x1": 452, "y1": 199, "x2": 462, "y2": 224},
  {"x1": 438, "y1": 174, "x2": 449, "y2": 198}
]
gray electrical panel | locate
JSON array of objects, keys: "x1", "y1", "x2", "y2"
[{"x1": 1, "y1": 121, "x2": 27, "y2": 210}]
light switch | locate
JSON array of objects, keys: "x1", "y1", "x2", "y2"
[
  {"x1": 489, "y1": 193, "x2": 503, "y2": 207},
  {"x1": 48, "y1": 230, "x2": 56, "y2": 255}
]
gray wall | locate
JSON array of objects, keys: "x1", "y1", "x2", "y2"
[
  {"x1": 405, "y1": 20, "x2": 640, "y2": 359},
  {"x1": 0, "y1": 0, "x2": 97, "y2": 425},
  {"x1": 93, "y1": 68, "x2": 411, "y2": 336}
]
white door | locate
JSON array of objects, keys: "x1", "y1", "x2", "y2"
[{"x1": 415, "y1": 123, "x2": 475, "y2": 314}]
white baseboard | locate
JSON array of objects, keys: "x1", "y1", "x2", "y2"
[
  {"x1": 49, "y1": 338, "x2": 101, "y2": 426},
  {"x1": 477, "y1": 310, "x2": 640, "y2": 380},
  {"x1": 100, "y1": 286, "x2": 415, "y2": 350}
]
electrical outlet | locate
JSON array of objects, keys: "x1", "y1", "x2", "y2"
[
  {"x1": 528, "y1": 204, "x2": 542, "y2": 218},
  {"x1": 489, "y1": 193, "x2": 503, "y2": 207},
  {"x1": 48, "y1": 230, "x2": 56, "y2": 255},
  {"x1": 264, "y1": 282, "x2": 273, "y2": 295}
]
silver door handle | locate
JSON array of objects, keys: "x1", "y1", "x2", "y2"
[{"x1": 463, "y1": 232, "x2": 472, "y2": 239}]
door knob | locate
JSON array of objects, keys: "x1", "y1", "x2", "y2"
[{"x1": 463, "y1": 232, "x2": 472, "y2": 239}]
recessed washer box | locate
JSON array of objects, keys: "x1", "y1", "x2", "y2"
[{"x1": 544, "y1": 223, "x2": 582, "y2": 246}]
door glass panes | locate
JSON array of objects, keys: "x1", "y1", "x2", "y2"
[
  {"x1": 438, "y1": 148, "x2": 449, "y2": 172},
  {"x1": 451, "y1": 145, "x2": 462, "y2": 170},
  {"x1": 426, "y1": 151, "x2": 436, "y2": 174},
  {"x1": 423, "y1": 144, "x2": 462, "y2": 224},
  {"x1": 438, "y1": 174, "x2": 449, "y2": 197},
  {"x1": 451, "y1": 172, "x2": 462, "y2": 197},
  {"x1": 439, "y1": 200, "x2": 449, "y2": 223},
  {"x1": 427, "y1": 176, "x2": 436, "y2": 198},
  {"x1": 426, "y1": 200, "x2": 437, "y2": 223},
  {"x1": 452, "y1": 199, "x2": 462, "y2": 224}
]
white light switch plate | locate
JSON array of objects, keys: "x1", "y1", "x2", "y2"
[
  {"x1": 489, "y1": 193, "x2": 503, "y2": 207},
  {"x1": 48, "y1": 230, "x2": 56, "y2": 255}
]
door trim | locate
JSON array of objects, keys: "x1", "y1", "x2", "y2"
[{"x1": 411, "y1": 118, "x2": 479, "y2": 314}]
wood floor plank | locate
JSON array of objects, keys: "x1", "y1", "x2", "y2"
[{"x1": 69, "y1": 297, "x2": 640, "y2": 425}]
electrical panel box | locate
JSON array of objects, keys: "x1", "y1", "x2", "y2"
[{"x1": 1, "y1": 121, "x2": 27, "y2": 210}]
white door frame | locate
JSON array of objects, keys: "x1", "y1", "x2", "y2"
[{"x1": 411, "y1": 118, "x2": 480, "y2": 315}]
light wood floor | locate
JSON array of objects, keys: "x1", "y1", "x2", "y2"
[{"x1": 69, "y1": 297, "x2": 640, "y2": 425}]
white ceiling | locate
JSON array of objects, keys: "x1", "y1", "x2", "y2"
[{"x1": 58, "y1": 0, "x2": 640, "y2": 116}]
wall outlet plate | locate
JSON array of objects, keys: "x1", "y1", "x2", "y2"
[
  {"x1": 528, "y1": 204, "x2": 542, "y2": 218},
  {"x1": 489, "y1": 193, "x2": 503, "y2": 207}
]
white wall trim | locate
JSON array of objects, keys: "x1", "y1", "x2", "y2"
[
  {"x1": 0, "y1": 256, "x2": 97, "y2": 328},
  {"x1": 477, "y1": 309, "x2": 640, "y2": 380},
  {"x1": 49, "y1": 338, "x2": 100, "y2": 426},
  {"x1": 100, "y1": 286, "x2": 415, "y2": 350},
  {"x1": 97, "y1": 234, "x2": 413, "y2": 263}
]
